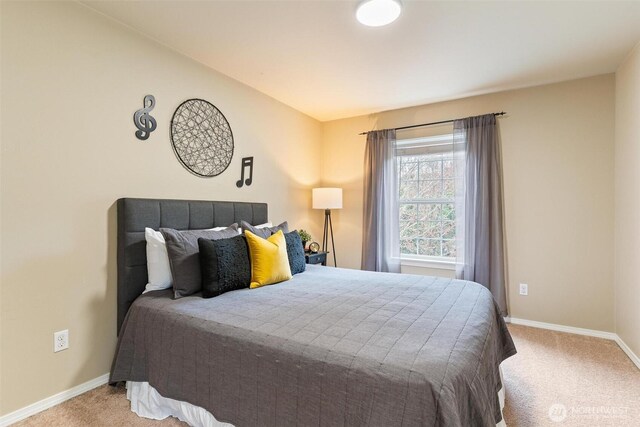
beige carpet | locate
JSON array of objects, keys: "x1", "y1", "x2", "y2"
[
  {"x1": 13, "y1": 324, "x2": 640, "y2": 426},
  {"x1": 501, "y1": 325, "x2": 640, "y2": 426}
]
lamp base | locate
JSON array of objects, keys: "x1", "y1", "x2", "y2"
[{"x1": 322, "y1": 209, "x2": 337, "y2": 267}]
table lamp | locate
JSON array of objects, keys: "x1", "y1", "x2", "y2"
[{"x1": 312, "y1": 187, "x2": 342, "y2": 267}]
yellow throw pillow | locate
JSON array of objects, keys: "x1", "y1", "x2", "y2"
[{"x1": 245, "y1": 229, "x2": 292, "y2": 289}]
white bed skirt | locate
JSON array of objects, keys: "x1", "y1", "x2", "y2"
[
  {"x1": 497, "y1": 366, "x2": 506, "y2": 427},
  {"x1": 126, "y1": 381, "x2": 232, "y2": 426},
  {"x1": 127, "y1": 366, "x2": 507, "y2": 427}
]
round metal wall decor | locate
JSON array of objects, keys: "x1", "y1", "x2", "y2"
[{"x1": 170, "y1": 99, "x2": 234, "y2": 177}]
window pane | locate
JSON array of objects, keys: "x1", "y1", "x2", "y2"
[
  {"x1": 400, "y1": 221, "x2": 419, "y2": 239},
  {"x1": 419, "y1": 221, "x2": 441, "y2": 239},
  {"x1": 399, "y1": 203, "x2": 417, "y2": 221},
  {"x1": 400, "y1": 161, "x2": 418, "y2": 181},
  {"x1": 442, "y1": 159, "x2": 455, "y2": 179},
  {"x1": 417, "y1": 239, "x2": 441, "y2": 257},
  {"x1": 443, "y1": 179, "x2": 455, "y2": 198},
  {"x1": 442, "y1": 221, "x2": 456, "y2": 239},
  {"x1": 442, "y1": 239, "x2": 456, "y2": 257},
  {"x1": 418, "y1": 203, "x2": 440, "y2": 221},
  {"x1": 419, "y1": 161, "x2": 441, "y2": 180},
  {"x1": 400, "y1": 239, "x2": 417, "y2": 255},
  {"x1": 400, "y1": 180, "x2": 419, "y2": 200},
  {"x1": 418, "y1": 180, "x2": 441, "y2": 199},
  {"x1": 442, "y1": 203, "x2": 455, "y2": 221}
]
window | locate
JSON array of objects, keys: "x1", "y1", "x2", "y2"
[{"x1": 397, "y1": 135, "x2": 456, "y2": 262}]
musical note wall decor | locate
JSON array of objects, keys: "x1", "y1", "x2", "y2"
[
  {"x1": 236, "y1": 157, "x2": 254, "y2": 188},
  {"x1": 133, "y1": 95, "x2": 157, "y2": 141}
]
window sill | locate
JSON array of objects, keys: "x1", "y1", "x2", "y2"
[{"x1": 399, "y1": 256, "x2": 456, "y2": 271}]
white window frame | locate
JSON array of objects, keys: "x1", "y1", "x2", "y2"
[{"x1": 397, "y1": 134, "x2": 456, "y2": 270}]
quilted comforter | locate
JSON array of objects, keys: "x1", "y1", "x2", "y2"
[{"x1": 110, "y1": 265, "x2": 516, "y2": 426}]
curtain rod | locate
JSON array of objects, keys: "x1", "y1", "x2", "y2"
[{"x1": 358, "y1": 111, "x2": 507, "y2": 136}]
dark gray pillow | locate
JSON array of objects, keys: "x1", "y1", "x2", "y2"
[
  {"x1": 161, "y1": 225, "x2": 239, "y2": 298},
  {"x1": 240, "y1": 220, "x2": 289, "y2": 239},
  {"x1": 199, "y1": 235, "x2": 251, "y2": 298},
  {"x1": 285, "y1": 231, "x2": 306, "y2": 275}
]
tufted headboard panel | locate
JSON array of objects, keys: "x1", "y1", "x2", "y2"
[{"x1": 116, "y1": 197, "x2": 268, "y2": 334}]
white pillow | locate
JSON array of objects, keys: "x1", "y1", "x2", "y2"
[
  {"x1": 144, "y1": 226, "x2": 232, "y2": 293},
  {"x1": 238, "y1": 222, "x2": 272, "y2": 234},
  {"x1": 144, "y1": 228, "x2": 173, "y2": 293}
]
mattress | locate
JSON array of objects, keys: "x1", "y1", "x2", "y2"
[{"x1": 110, "y1": 265, "x2": 516, "y2": 426}]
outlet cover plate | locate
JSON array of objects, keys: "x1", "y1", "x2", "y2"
[
  {"x1": 519, "y1": 283, "x2": 528, "y2": 296},
  {"x1": 54, "y1": 329, "x2": 69, "y2": 352}
]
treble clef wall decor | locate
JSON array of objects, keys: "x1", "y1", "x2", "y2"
[{"x1": 133, "y1": 95, "x2": 157, "y2": 140}]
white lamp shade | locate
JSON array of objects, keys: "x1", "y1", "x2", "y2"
[{"x1": 312, "y1": 188, "x2": 343, "y2": 209}]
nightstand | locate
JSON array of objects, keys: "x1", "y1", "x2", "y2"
[{"x1": 305, "y1": 251, "x2": 328, "y2": 266}]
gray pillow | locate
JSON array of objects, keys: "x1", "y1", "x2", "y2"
[
  {"x1": 240, "y1": 220, "x2": 289, "y2": 239},
  {"x1": 161, "y1": 224, "x2": 239, "y2": 298}
]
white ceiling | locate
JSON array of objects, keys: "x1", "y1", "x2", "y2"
[{"x1": 82, "y1": 0, "x2": 640, "y2": 121}]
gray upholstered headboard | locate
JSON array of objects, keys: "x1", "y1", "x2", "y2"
[{"x1": 117, "y1": 197, "x2": 268, "y2": 334}]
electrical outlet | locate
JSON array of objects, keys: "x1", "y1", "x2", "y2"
[
  {"x1": 519, "y1": 283, "x2": 528, "y2": 296},
  {"x1": 54, "y1": 330, "x2": 69, "y2": 352}
]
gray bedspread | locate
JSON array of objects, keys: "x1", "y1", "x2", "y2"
[{"x1": 110, "y1": 266, "x2": 516, "y2": 427}]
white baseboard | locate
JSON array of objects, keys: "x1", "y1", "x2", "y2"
[
  {"x1": 506, "y1": 317, "x2": 618, "y2": 340},
  {"x1": 0, "y1": 373, "x2": 109, "y2": 427},
  {"x1": 505, "y1": 317, "x2": 640, "y2": 370},
  {"x1": 614, "y1": 335, "x2": 640, "y2": 370}
]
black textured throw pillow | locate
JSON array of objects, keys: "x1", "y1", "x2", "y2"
[
  {"x1": 240, "y1": 220, "x2": 289, "y2": 239},
  {"x1": 198, "y1": 235, "x2": 251, "y2": 298},
  {"x1": 285, "y1": 231, "x2": 306, "y2": 275},
  {"x1": 198, "y1": 238, "x2": 221, "y2": 298}
]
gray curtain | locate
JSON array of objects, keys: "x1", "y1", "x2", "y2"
[
  {"x1": 361, "y1": 129, "x2": 401, "y2": 273},
  {"x1": 454, "y1": 114, "x2": 508, "y2": 315}
]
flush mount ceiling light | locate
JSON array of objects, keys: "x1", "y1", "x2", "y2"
[{"x1": 356, "y1": 0, "x2": 402, "y2": 27}]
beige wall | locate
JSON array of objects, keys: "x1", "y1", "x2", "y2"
[
  {"x1": 0, "y1": 1, "x2": 322, "y2": 415},
  {"x1": 322, "y1": 75, "x2": 616, "y2": 332},
  {"x1": 614, "y1": 43, "x2": 640, "y2": 358},
  {"x1": 0, "y1": 0, "x2": 631, "y2": 417}
]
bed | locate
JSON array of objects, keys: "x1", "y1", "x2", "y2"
[{"x1": 110, "y1": 197, "x2": 516, "y2": 427}]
